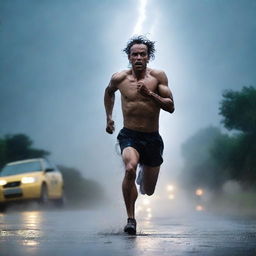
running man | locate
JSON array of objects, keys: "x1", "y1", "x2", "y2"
[{"x1": 104, "y1": 36, "x2": 175, "y2": 235}]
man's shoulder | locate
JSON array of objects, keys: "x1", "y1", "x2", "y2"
[
  {"x1": 149, "y1": 68, "x2": 168, "y2": 83},
  {"x1": 149, "y1": 68, "x2": 166, "y2": 77},
  {"x1": 111, "y1": 70, "x2": 129, "y2": 84}
]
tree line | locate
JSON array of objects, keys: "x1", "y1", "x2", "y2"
[
  {"x1": 0, "y1": 134, "x2": 49, "y2": 169},
  {"x1": 181, "y1": 86, "x2": 256, "y2": 190}
]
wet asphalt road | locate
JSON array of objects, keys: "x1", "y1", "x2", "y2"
[{"x1": 0, "y1": 208, "x2": 256, "y2": 256}]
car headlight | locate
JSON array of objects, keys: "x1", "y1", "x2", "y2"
[
  {"x1": 21, "y1": 177, "x2": 37, "y2": 184},
  {"x1": 0, "y1": 180, "x2": 7, "y2": 186}
]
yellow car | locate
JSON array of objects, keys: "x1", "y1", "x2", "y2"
[{"x1": 0, "y1": 158, "x2": 64, "y2": 210}]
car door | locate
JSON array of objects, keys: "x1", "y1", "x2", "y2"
[
  {"x1": 52, "y1": 169, "x2": 63, "y2": 197},
  {"x1": 43, "y1": 160, "x2": 63, "y2": 198}
]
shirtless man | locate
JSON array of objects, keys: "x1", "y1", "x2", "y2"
[{"x1": 104, "y1": 36, "x2": 174, "y2": 235}]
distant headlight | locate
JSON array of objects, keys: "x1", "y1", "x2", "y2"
[
  {"x1": 0, "y1": 180, "x2": 7, "y2": 186},
  {"x1": 21, "y1": 177, "x2": 37, "y2": 184},
  {"x1": 195, "y1": 188, "x2": 204, "y2": 196}
]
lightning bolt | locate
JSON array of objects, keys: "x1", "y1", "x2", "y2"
[{"x1": 132, "y1": 0, "x2": 148, "y2": 35}]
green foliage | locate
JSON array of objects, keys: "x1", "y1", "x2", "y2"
[
  {"x1": 181, "y1": 86, "x2": 256, "y2": 189},
  {"x1": 0, "y1": 134, "x2": 49, "y2": 168},
  {"x1": 58, "y1": 165, "x2": 105, "y2": 207},
  {"x1": 218, "y1": 86, "x2": 256, "y2": 184},
  {"x1": 0, "y1": 139, "x2": 6, "y2": 167},
  {"x1": 220, "y1": 86, "x2": 256, "y2": 133},
  {"x1": 211, "y1": 133, "x2": 256, "y2": 182}
]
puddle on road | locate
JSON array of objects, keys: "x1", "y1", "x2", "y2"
[{"x1": 1, "y1": 210, "x2": 256, "y2": 256}]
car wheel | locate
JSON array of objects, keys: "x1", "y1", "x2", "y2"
[
  {"x1": 39, "y1": 184, "x2": 49, "y2": 205},
  {"x1": 54, "y1": 190, "x2": 65, "y2": 207}
]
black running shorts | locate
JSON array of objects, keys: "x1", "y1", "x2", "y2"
[{"x1": 117, "y1": 127, "x2": 164, "y2": 167}]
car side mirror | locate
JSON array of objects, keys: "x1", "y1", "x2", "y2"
[{"x1": 45, "y1": 168, "x2": 54, "y2": 173}]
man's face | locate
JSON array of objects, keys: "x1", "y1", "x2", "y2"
[{"x1": 128, "y1": 44, "x2": 149, "y2": 71}]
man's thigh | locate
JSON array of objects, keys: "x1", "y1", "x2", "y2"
[
  {"x1": 142, "y1": 165, "x2": 160, "y2": 191},
  {"x1": 122, "y1": 147, "x2": 140, "y2": 167}
]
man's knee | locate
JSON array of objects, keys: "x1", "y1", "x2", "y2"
[{"x1": 125, "y1": 163, "x2": 137, "y2": 180}]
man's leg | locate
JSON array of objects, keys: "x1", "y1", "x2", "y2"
[
  {"x1": 122, "y1": 147, "x2": 140, "y2": 219},
  {"x1": 141, "y1": 165, "x2": 160, "y2": 196}
]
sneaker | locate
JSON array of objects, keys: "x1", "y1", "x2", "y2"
[
  {"x1": 124, "y1": 218, "x2": 137, "y2": 235},
  {"x1": 136, "y1": 168, "x2": 145, "y2": 195}
]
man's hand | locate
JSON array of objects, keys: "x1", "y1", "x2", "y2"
[
  {"x1": 137, "y1": 82, "x2": 152, "y2": 97},
  {"x1": 106, "y1": 119, "x2": 115, "y2": 134}
]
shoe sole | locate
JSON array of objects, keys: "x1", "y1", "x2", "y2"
[{"x1": 124, "y1": 227, "x2": 136, "y2": 235}]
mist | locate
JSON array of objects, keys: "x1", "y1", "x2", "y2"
[{"x1": 1, "y1": 0, "x2": 256, "y2": 217}]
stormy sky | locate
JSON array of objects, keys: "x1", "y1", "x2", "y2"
[{"x1": 0, "y1": 0, "x2": 256, "y2": 192}]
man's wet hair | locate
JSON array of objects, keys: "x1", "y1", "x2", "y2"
[{"x1": 123, "y1": 35, "x2": 155, "y2": 60}]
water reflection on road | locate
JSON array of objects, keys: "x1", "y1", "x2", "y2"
[{"x1": 0, "y1": 208, "x2": 256, "y2": 256}]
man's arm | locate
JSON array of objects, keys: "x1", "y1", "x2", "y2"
[
  {"x1": 137, "y1": 71, "x2": 175, "y2": 113},
  {"x1": 104, "y1": 74, "x2": 118, "y2": 134}
]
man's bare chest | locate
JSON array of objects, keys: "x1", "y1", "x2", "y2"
[{"x1": 118, "y1": 76, "x2": 158, "y2": 101}]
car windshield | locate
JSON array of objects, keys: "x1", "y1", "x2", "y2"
[{"x1": 0, "y1": 161, "x2": 42, "y2": 176}]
